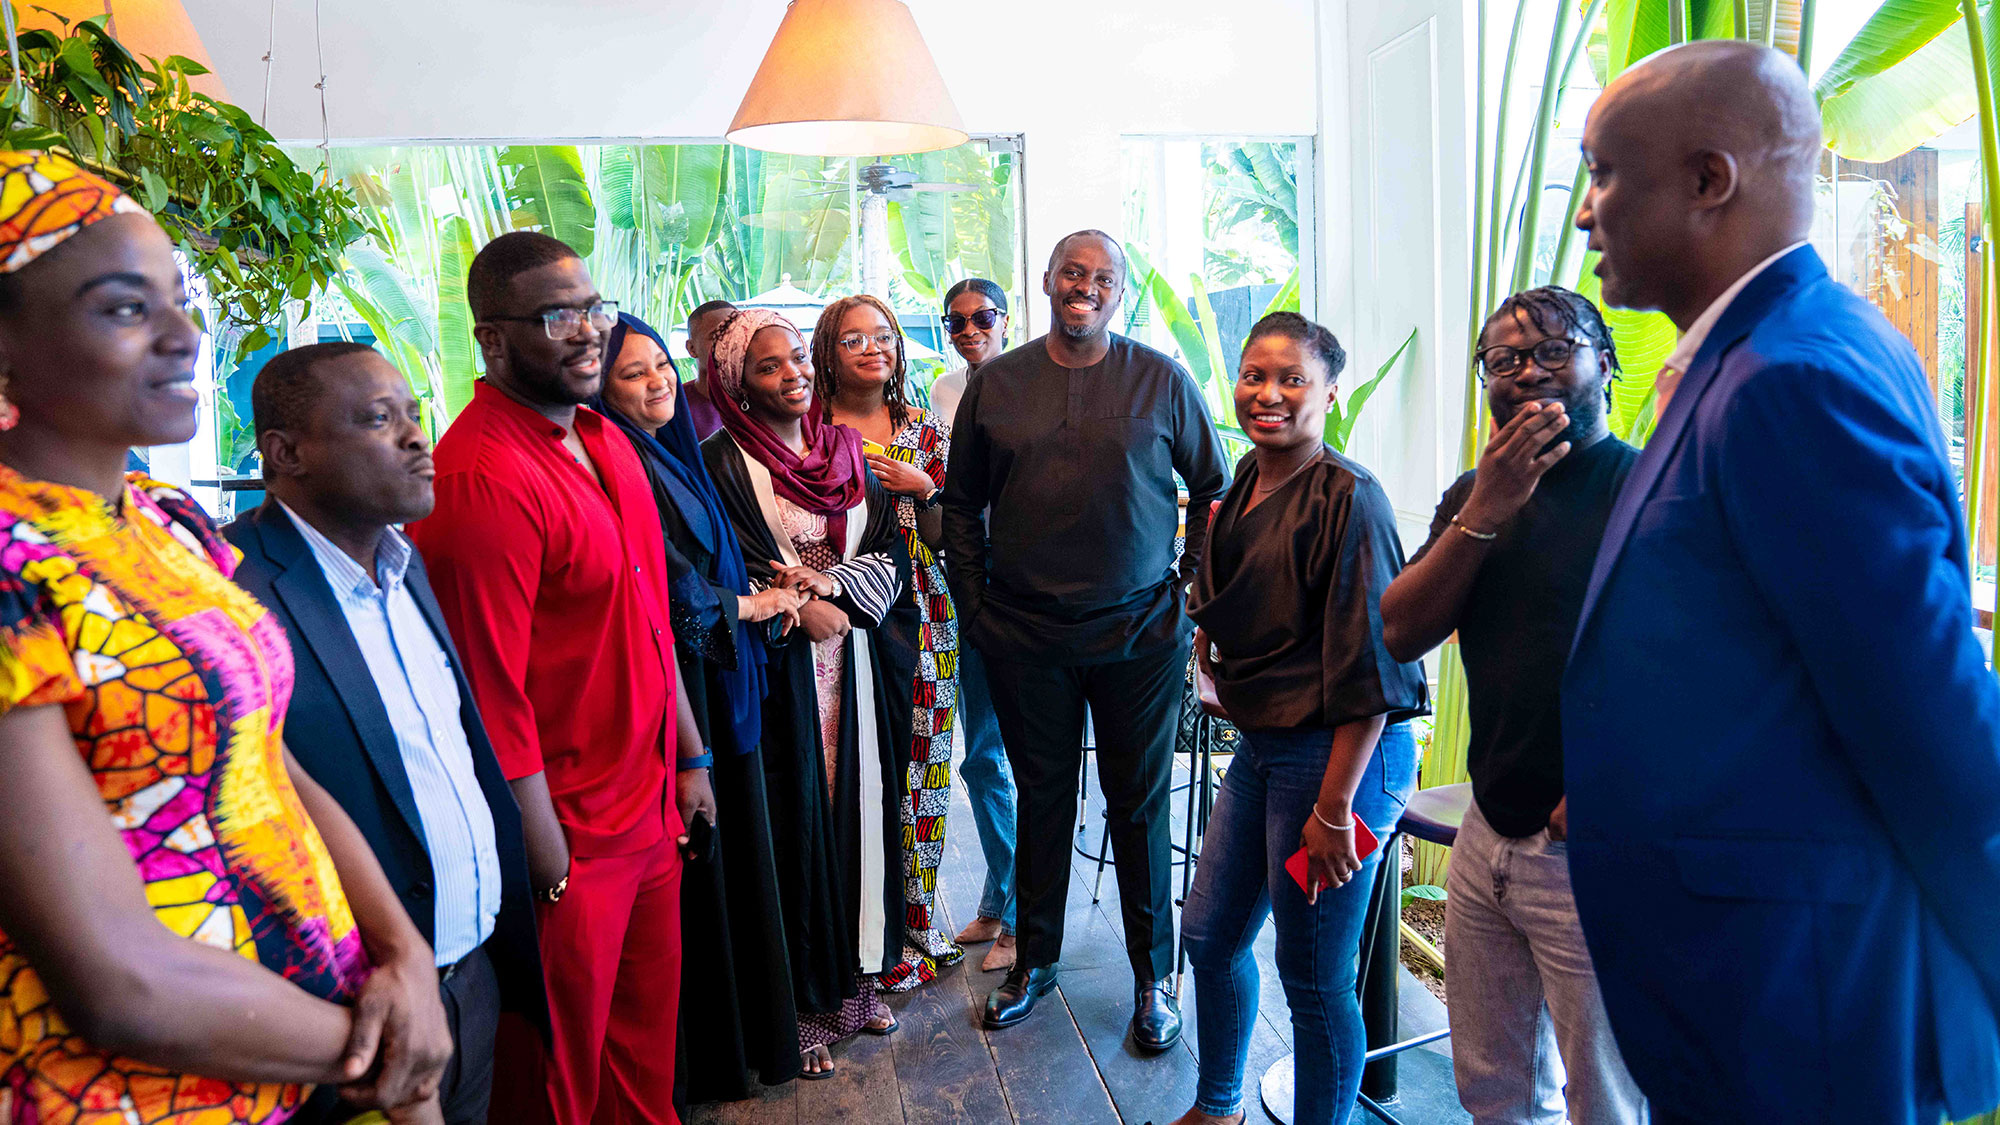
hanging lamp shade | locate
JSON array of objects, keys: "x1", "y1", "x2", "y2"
[
  {"x1": 727, "y1": 0, "x2": 967, "y2": 156},
  {"x1": 19, "y1": 0, "x2": 227, "y2": 100}
]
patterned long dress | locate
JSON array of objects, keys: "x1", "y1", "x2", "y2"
[
  {"x1": 867, "y1": 411, "x2": 962, "y2": 991},
  {"x1": 0, "y1": 470, "x2": 365, "y2": 1124}
]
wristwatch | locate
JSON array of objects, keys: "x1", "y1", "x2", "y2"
[
  {"x1": 539, "y1": 873, "x2": 569, "y2": 905},
  {"x1": 915, "y1": 486, "x2": 942, "y2": 511}
]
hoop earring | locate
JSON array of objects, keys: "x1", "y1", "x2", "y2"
[{"x1": 738, "y1": 397, "x2": 751, "y2": 412}]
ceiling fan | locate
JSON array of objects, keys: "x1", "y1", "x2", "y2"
[{"x1": 807, "y1": 162, "x2": 975, "y2": 299}]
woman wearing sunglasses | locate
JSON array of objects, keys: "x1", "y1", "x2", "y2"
[
  {"x1": 927, "y1": 279, "x2": 1009, "y2": 423},
  {"x1": 811, "y1": 295, "x2": 964, "y2": 991}
]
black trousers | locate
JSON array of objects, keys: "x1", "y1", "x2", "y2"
[
  {"x1": 983, "y1": 643, "x2": 1184, "y2": 980},
  {"x1": 297, "y1": 942, "x2": 500, "y2": 1125}
]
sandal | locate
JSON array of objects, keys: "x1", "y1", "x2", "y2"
[
  {"x1": 798, "y1": 1044, "x2": 836, "y2": 1080},
  {"x1": 862, "y1": 1015, "x2": 899, "y2": 1036}
]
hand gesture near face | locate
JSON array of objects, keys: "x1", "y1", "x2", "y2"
[{"x1": 1459, "y1": 402, "x2": 1572, "y2": 531}]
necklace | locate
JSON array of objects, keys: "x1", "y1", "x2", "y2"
[{"x1": 1253, "y1": 448, "x2": 1323, "y2": 495}]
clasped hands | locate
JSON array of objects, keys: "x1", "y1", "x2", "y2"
[
  {"x1": 768, "y1": 561, "x2": 852, "y2": 643},
  {"x1": 336, "y1": 944, "x2": 455, "y2": 1124}
]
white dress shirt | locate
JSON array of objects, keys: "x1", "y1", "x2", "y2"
[
  {"x1": 1654, "y1": 241, "x2": 1810, "y2": 412},
  {"x1": 281, "y1": 502, "x2": 501, "y2": 966}
]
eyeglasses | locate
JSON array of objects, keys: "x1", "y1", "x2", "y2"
[
  {"x1": 942, "y1": 307, "x2": 1004, "y2": 335},
  {"x1": 486, "y1": 301, "x2": 619, "y2": 340},
  {"x1": 1476, "y1": 337, "x2": 1586, "y2": 380},
  {"x1": 837, "y1": 331, "x2": 899, "y2": 355}
]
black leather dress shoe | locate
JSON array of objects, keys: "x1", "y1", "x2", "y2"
[
  {"x1": 1131, "y1": 976, "x2": 1182, "y2": 1052},
  {"x1": 983, "y1": 964, "x2": 1059, "y2": 1029}
]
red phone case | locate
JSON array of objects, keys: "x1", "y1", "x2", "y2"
[{"x1": 1286, "y1": 812, "x2": 1380, "y2": 894}]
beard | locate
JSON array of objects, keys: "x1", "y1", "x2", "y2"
[
  {"x1": 505, "y1": 337, "x2": 597, "y2": 406},
  {"x1": 1056, "y1": 316, "x2": 1102, "y2": 340}
]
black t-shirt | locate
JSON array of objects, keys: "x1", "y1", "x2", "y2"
[
  {"x1": 1409, "y1": 434, "x2": 1638, "y2": 838},
  {"x1": 941, "y1": 334, "x2": 1229, "y2": 665}
]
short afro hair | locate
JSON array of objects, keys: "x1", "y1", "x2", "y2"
[
  {"x1": 1244, "y1": 311, "x2": 1348, "y2": 384},
  {"x1": 1047, "y1": 230, "x2": 1126, "y2": 281},
  {"x1": 252, "y1": 340, "x2": 382, "y2": 442},
  {"x1": 688, "y1": 299, "x2": 737, "y2": 329},
  {"x1": 466, "y1": 231, "x2": 581, "y2": 321}
]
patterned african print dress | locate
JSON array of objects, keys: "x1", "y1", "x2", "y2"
[
  {"x1": 0, "y1": 470, "x2": 365, "y2": 1125},
  {"x1": 866, "y1": 411, "x2": 962, "y2": 991}
]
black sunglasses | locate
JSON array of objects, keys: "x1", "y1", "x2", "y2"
[{"x1": 942, "y1": 307, "x2": 1004, "y2": 335}]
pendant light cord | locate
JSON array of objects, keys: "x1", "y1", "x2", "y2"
[{"x1": 259, "y1": 0, "x2": 277, "y2": 125}]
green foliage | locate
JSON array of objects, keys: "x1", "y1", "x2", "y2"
[
  {"x1": 1815, "y1": 1, "x2": 1981, "y2": 161},
  {"x1": 1401, "y1": 883, "x2": 1447, "y2": 909},
  {"x1": 1327, "y1": 328, "x2": 1419, "y2": 453},
  {"x1": 500, "y1": 146, "x2": 595, "y2": 257},
  {"x1": 0, "y1": 7, "x2": 372, "y2": 358}
]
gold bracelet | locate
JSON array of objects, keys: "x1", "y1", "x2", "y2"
[{"x1": 1451, "y1": 514, "x2": 1499, "y2": 541}]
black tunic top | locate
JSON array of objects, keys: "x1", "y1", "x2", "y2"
[
  {"x1": 1189, "y1": 448, "x2": 1428, "y2": 731},
  {"x1": 1408, "y1": 434, "x2": 1638, "y2": 837},
  {"x1": 942, "y1": 333, "x2": 1229, "y2": 665}
]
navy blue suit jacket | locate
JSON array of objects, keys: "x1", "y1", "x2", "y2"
[
  {"x1": 1563, "y1": 247, "x2": 2000, "y2": 1122},
  {"x1": 223, "y1": 500, "x2": 547, "y2": 1033}
]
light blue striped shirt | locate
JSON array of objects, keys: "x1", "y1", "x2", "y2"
[{"x1": 281, "y1": 503, "x2": 501, "y2": 966}]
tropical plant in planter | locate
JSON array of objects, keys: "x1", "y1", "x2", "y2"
[{"x1": 0, "y1": 9, "x2": 371, "y2": 357}]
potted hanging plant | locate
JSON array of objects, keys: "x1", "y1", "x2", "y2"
[{"x1": 0, "y1": 8, "x2": 372, "y2": 357}]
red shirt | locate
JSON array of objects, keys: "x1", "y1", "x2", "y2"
[{"x1": 411, "y1": 381, "x2": 678, "y2": 857}]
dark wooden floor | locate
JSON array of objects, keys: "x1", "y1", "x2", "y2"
[{"x1": 691, "y1": 752, "x2": 1469, "y2": 1125}]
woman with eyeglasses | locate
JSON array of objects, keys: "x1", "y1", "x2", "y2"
[
  {"x1": 1171, "y1": 312, "x2": 1428, "y2": 1125},
  {"x1": 811, "y1": 294, "x2": 964, "y2": 990},
  {"x1": 701, "y1": 309, "x2": 914, "y2": 1081},
  {"x1": 1380, "y1": 286, "x2": 1646, "y2": 1125}
]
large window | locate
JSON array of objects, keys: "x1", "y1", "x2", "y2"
[
  {"x1": 1121, "y1": 137, "x2": 1314, "y2": 457},
  {"x1": 190, "y1": 138, "x2": 1025, "y2": 513}
]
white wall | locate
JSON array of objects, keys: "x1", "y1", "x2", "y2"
[{"x1": 181, "y1": 0, "x2": 1321, "y2": 333}]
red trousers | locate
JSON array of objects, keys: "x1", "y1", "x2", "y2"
[{"x1": 540, "y1": 832, "x2": 684, "y2": 1125}]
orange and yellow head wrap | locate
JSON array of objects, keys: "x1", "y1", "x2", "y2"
[{"x1": 0, "y1": 150, "x2": 144, "y2": 276}]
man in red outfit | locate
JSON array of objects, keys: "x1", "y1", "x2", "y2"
[{"x1": 410, "y1": 231, "x2": 715, "y2": 1125}]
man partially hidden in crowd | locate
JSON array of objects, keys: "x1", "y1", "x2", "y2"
[
  {"x1": 411, "y1": 232, "x2": 715, "y2": 1125},
  {"x1": 227, "y1": 342, "x2": 546, "y2": 1125},
  {"x1": 1565, "y1": 41, "x2": 2000, "y2": 1124},
  {"x1": 1382, "y1": 288, "x2": 1646, "y2": 1125},
  {"x1": 679, "y1": 298, "x2": 737, "y2": 440},
  {"x1": 943, "y1": 231, "x2": 1227, "y2": 1049}
]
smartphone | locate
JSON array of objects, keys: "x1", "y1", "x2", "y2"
[
  {"x1": 1286, "y1": 811, "x2": 1380, "y2": 896},
  {"x1": 683, "y1": 810, "x2": 717, "y2": 863}
]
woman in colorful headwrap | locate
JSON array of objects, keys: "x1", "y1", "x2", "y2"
[
  {"x1": 698, "y1": 309, "x2": 913, "y2": 1081},
  {"x1": 812, "y1": 294, "x2": 966, "y2": 986},
  {"x1": 587, "y1": 311, "x2": 807, "y2": 1100},
  {"x1": 0, "y1": 151, "x2": 454, "y2": 1124}
]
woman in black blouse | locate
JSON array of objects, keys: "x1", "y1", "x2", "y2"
[{"x1": 1171, "y1": 312, "x2": 1428, "y2": 1125}]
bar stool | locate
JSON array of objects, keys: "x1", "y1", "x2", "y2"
[
  {"x1": 1259, "y1": 782, "x2": 1472, "y2": 1125},
  {"x1": 1075, "y1": 652, "x2": 1225, "y2": 920}
]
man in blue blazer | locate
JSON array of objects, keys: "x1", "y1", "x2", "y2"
[
  {"x1": 225, "y1": 342, "x2": 545, "y2": 1125},
  {"x1": 1565, "y1": 41, "x2": 2000, "y2": 1124}
]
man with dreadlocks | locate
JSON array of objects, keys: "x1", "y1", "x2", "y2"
[{"x1": 1380, "y1": 285, "x2": 1647, "y2": 1125}]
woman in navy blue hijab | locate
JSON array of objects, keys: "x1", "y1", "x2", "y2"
[{"x1": 591, "y1": 311, "x2": 808, "y2": 1100}]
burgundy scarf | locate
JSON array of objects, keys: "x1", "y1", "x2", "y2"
[{"x1": 709, "y1": 309, "x2": 868, "y2": 555}]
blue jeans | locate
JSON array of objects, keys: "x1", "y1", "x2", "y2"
[
  {"x1": 956, "y1": 645, "x2": 1017, "y2": 932},
  {"x1": 1181, "y1": 722, "x2": 1418, "y2": 1123}
]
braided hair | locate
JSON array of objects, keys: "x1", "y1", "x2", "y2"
[
  {"x1": 812, "y1": 293, "x2": 913, "y2": 432},
  {"x1": 1480, "y1": 286, "x2": 1622, "y2": 376}
]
